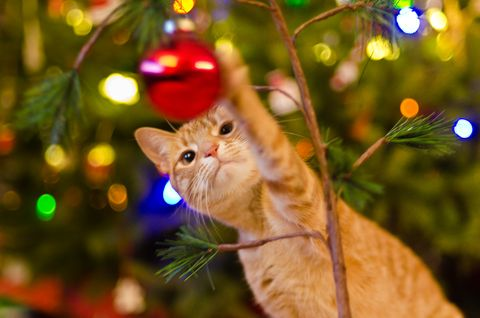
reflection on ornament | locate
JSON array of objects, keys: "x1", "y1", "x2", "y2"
[
  {"x1": 99, "y1": 73, "x2": 139, "y2": 105},
  {"x1": 173, "y1": 0, "x2": 196, "y2": 14},
  {"x1": 36, "y1": 194, "x2": 57, "y2": 221},
  {"x1": 313, "y1": 43, "x2": 337, "y2": 66},
  {"x1": 392, "y1": 0, "x2": 413, "y2": 9},
  {"x1": 108, "y1": 183, "x2": 128, "y2": 212},
  {"x1": 453, "y1": 119, "x2": 474, "y2": 139},
  {"x1": 139, "y1": 24, "x2": 221, "y2": 121},
  {"x1": 295, "y1": 139, "x2": 314, "y2": 160},
  {"x1": 45, "y1": 144, "x2": 68, "y2": 170},
  {"x1": 2, "y1": 190, "x2": 21, "y2": 211},
  {"x1": 113, "y1": 277, "x2": 146, "y2": 315},
  {"x1": 267, "y1": 70, "x2": 300, "y2": 116},
  {"x1": 366, "y1": 36, "x2": 393, "y2": 61},
  {"x1": 163, "y1": 180, "x2": 182, "y2": 205},
  {"x1": 426, "y1": 8, "x2": 448, "y2": 31},
  {"x1": 0, "y1": 126, "x2": 15, "y2": 156},
  {"x1": 400, "y1": 98, "x2": 419, "y2": 118},
  {"x1": 396, "y1": 8, "x2": 421, "y2": 35}
]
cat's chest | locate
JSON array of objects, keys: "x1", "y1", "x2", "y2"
[{"x1": 238, "y1": 235, "x2": 336, "y2": 317}]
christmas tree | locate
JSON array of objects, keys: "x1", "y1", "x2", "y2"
[{"x1": 1, "y1": 0, "x2": 479, "y2": 317}]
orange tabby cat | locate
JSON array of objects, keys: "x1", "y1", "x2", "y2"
[{"x1": 135, "y1": 49, "x2": 463, "y2": 317}]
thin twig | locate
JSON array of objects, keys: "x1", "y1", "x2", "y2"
[
  {"x1": 73, "y1": 4, "x2": 125, "y2": 70},
  {"x1": 293, "y1": 2, "x2": 367, "y2": 42},
  {"x1": 218, "y1": 231, "x2": 327, "y2": 252},
  {"x1": 267, "y1": 0, "x2": 352, "y2": 317},
  {"x1": 352, "y1": 137, "x2": 386, "y2": 172},
  {"x1": 235, "y1": 0, "x2": 273, "y2": 10},
  {"x1": 253, "y1": 85, "x2": 302, "y2": 109}
]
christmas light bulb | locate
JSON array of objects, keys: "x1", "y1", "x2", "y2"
[
  {"x1": 36, "y1": 194, "x2": 56, "y2": 221},
  {"x1": 163, "y1": 180, "x2": 182, "y2": 205},
  {"x1": 99, "y1": 73, "x2": 139, "y2": 105},
  {"x1": 400, "y1": 98, "x2": 419, "y2": 118},
  {"x1": 453, "y1": 119, "x2": 474, "y2": 139},
  {"x1": 396, "y1": 8, "x2": 421, "y2": 35}
]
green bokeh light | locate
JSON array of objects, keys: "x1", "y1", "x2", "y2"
[
  {"x1": 285, "y1": 0, "x2": 309, "y2": 8},
  {"x1": 36, "y1": 194, "x2": 56, "y2": 221},
  {"x1": 393, "y1": 0, "x2": 413, "y2": 9}
]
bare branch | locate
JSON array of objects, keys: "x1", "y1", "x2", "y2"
[
  {"x1": 293, "y1": 2, "x2": 367, "y2": 42},
  {"x1": 267, "y1": 0, "x2": 352, "y2": 316},
  {"x1": 253, "y1": 85, "x2": 302, "y2": 109},
  {"x1": 351, "y1": 137, "x2": 386, "y2": 172},
  {"x1": 235, "y1": 0, "x2": 273, "y2": 10},
  {"x1": 218, "y1": 231, "x2": 327, "y2": 252},
  {"x1": 73, "y1": 4, "x2": 125, "y2": 70}
]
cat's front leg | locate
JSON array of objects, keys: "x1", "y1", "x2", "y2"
[{"x1": 217, "y1": 48, "x2": 324, "y2": 228}]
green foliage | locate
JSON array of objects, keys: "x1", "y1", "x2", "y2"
[
  {"x1": 157, "y1": 227, "x2": 219, "y2": 282},
  {"x1": 15, "y1": 70, "x2": 82, "y2": 144},
  {"x1": 115, "y1": 0, "x2": 167, "y2": 51},
  {"x1": 385, "y1": 113, "x2": 457, "y2": 155}
]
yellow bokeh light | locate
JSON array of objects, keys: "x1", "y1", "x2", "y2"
[
  {"x1": 45, "y1": 144, "x2": 67, "y2": 170},
  {"x1": 400, "y1": 98, "x2": 419, "y2": 118},
  {"x1": 436, "y1": 32, "x2": 454, "y2": 61},
  {"x1": 366, "y1": 36, "x2": 393, "y2": 61},
  {"x1": 313, "y1": 43, "x2": 337, "y2": 66},
  {"x1": 108, "y1": 184, "x2": 128, "y2": 212},
  {"x1": 87, "y1": 143, "x2": 116, "y2": 168},
  {"x1": 173, "y1": 0, "x2": 196, "y2": 14},
  {"x1": 74, "y1": 17, "x2": 92, "y2": 36},
  {"x1": 426, "y1": 8, "x2": 448, "y2": 32},
  {"x1": 215, "y1": 37, "x2": 234, "y2": 55},
  {"x1": 66, "y1": 8, "x2": 84, "y2": 26},
  {"x1": 99, "y1": 73, "x2": 139, "y2": 105}
]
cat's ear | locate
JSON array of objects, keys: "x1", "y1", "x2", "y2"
[{"x1": 134, "y1": 127, "x2": 176, "y2": 174}]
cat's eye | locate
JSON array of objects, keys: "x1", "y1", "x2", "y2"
[
  {"x1": 181, "y1": 150, "x2": 196, "y2": 164},
  {"x1": 219, "y1": 122, "x2": 234, "y2": 135}
]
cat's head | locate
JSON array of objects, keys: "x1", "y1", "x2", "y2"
[{"x1": 134, "y1": 106, "x2": 259, "y2": 211}]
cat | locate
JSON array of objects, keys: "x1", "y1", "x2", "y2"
[{"x1": 134, "y1": 48, "x2": 463, "y2": 318}]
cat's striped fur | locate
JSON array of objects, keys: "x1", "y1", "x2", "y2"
[{"x1": 135, "y1": 49, "x2": 462, "y2": 317}]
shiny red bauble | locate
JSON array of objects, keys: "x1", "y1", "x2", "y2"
[{"x1": 139, "y1": 32, "x2": 221, "y2": 121}]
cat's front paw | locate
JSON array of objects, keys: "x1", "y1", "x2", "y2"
[{"x1": 216, "y1": 45, "x2": 251, "y2": 99}]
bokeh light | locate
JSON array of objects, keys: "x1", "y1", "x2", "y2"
[
  {"x1": 87, "y1": 143, "x2": 116, "y2": 167},
  {"x1": 173, "y1": 0, "x2": 195, "y2": 14},
  {"x1": 396, "y1": 8, "x2": 421, "y2": 34},
  {"x1": 295, "y1": 139, "x2": 314, "y2": 160},
  {"x1": 99, "y1": 73, "x2": 139, "y2": 105},
  {"x1": 36, "y1": 194, "x2": 56, "y2": 221},
  {"x1": 453, "y1": 119, "x2": 474, "y2": 139},
  {"x1": 44, "y1": 144, "x2": 67, "y2": 170},
  {"x1": 163, "y1": 180, "x2": 182, "y2": 205},
  {"x1": 74, "y1": 17, "x2": 93, "y2": 36},
  {"x1": 392, "y1": 0, "x2": 414, "y2": 9},
  {"x1": 108, "y1": 184, "x2": 128, "y2": 212},
  {"x1": 0, "y1": 126, "x2": 15, "y2": 156},
  {"x1": 66, "y1": 8, "x2": 83, "y2": 26},
  {"x1": 2, "y1": 190, "x2": 21, "y2": 211},
  {"x1": 426, "y1": 8, "x2": 448, "y2": 31},
  {"x1": 400, "y1": 98, "x2": 420, "y2": 118},
  {"x1": 366, "y1": 36, "x2": 393, "y2": 61},
  {"x1": 313, "y1": 43, "x2": 337, "y2": 66}
]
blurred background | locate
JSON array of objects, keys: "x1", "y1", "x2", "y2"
[{"x1": 1, "y1": 0, "x2": 480, "y2": 317}]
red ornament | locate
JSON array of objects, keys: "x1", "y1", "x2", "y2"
[{"x1": 139, "y1": 30, "x2": 221, "y2": 121}]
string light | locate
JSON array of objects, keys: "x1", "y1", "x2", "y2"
[
  {"x1": 400, "y1": 98, "x2": 419, "y2": 118},
  {"x1": 426, "y1": 8, "x2": 448, "y2": 31},
  {"x1": 44, "y1": 144, "x2": 67, "y2": 170},
  {"x1": 173, "y1": 0, "x2": 196, "y2": 14},
  {"x1": 99, "y1": 73, "x2": 139, "y2": 105},
  {"x1": 163, "y1": 180, "x2": 182, "y2": 205},
  {"x1": 36, "y1": 194, "x2": 57, "y2": 221},
  {"x1": 87, "y1": 143, "x2": 116, "y2": 168},
  {"x1": 396, "y1": 8, "x2": 421, "y2": 35},
  {"x1": 366, "y1": 36, "x2": 393, "y2": 61},
  {"x1": 108, "y1": 184, "x2": 128, "y2": 212},
  {"x1": 453, "y1": 119, "x2": 474, "y2": 139}
]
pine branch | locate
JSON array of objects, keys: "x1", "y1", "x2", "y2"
[{"x1": 157, "y1": 227, "x2": 327, "y2": 282}]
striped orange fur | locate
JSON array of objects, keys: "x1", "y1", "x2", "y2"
[{"x1": 135, "y1": 49, "x2": 462, "y2": 317}]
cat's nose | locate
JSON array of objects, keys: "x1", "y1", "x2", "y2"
[{"x1": 204, "y1": 143, "x2": 219, "y2": 157}]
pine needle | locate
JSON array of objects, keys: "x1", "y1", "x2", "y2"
[
  {"x1": 385, "y1": 113, "x2": 457, "y2": 155},
  {"x1": 156, "y1": 226, "x2": 219, "y2": 282}
]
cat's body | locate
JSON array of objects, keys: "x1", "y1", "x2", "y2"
[{"x1": 135, "y1": 50, "x2": 462, "y2": 317}]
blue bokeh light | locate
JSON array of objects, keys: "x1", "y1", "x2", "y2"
[
  {"x1": 453, "y1": 118, "x2": 474, "y2": 139},
  {"x1": 163, "y1": 180, "x2": 182, "y2": 205},
  {"x1": 396, "y1": 8, "x2": 421, "y2": 34}
]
